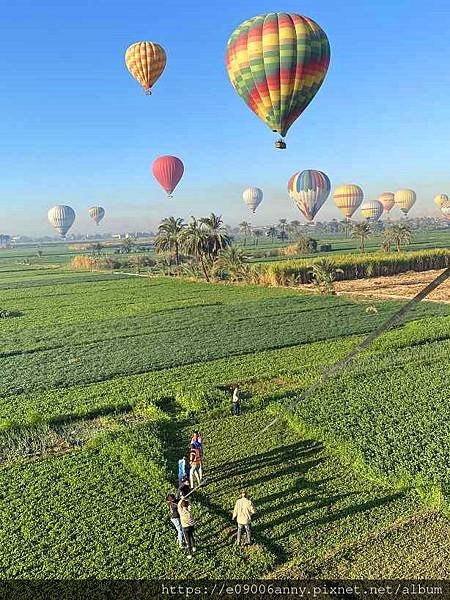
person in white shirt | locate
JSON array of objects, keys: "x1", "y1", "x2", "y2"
[
  {"x1": 232, "y1": 490, "x2": 255, "y2": 545},
  {"x1": 232, "y1": 385, "x2": 241, "y2": 416}
]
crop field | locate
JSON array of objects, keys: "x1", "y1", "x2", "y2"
[{"x1": 1, "y1": 265, "x2": 450, "y2": 578}]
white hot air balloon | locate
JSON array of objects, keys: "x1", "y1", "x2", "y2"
[
  {"x1": 48, "y1": 205, "x2": 76, "y2": 238},
  {"x1": 394, "y1": 189, "x2": 416, "y2": 216},
  {"x1": 243, "y1": 187, "x2": 263, "y2": 213},
  {"x1": 360, "y1": 200, "x2": 383, "y2": 222},
  {"x1": 88, "y1": 206, "x2": 105, "y2": 225}
]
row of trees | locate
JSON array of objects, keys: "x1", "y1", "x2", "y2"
[{"x1": 352, "y1": 222, "x2": 412, "y2": 253}]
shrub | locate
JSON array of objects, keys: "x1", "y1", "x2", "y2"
[{"x1": 71, "y1": 255, "x2": 97, "y2": 270}]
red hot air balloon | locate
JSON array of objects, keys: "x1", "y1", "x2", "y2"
[{"x1": 152, "y1": 156, "x2": 184, "y2": 197}]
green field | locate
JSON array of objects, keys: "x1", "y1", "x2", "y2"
[{"x1": 1, "y1": 264, "x2": 450, "y2": 578}]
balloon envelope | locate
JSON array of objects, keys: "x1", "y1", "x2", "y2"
[
  {"x1": 226, "y1": 13, "x2": 330, "y2": 141},
  {"x1": 48, "y1": 205, "x2": 75, "y2": 238},
  {"x1": 125, "y1": 42, "x2": 166, "y2": 94},
  {"x1": 288, "y1": 170, "x2": 331, "y2": 222},
  {"x1": 333, "y1": 184, "x2": 364, "y2": 219},
  {"x1": 434, "y1": 194, "x2": 448, "y2": 209},
  {"x1": 152, "y1": 156, "x2": 184, "y2": 196},
  {"x1": 378, "y1": 192, "x2": 395, "y2": 213},
  {"x1": 441, "y1": 200, "x2": 450, "y2": 217},
  {"x1": 243, "y1": 187, "x2": 263, "y2": 213},
  {"x1": 360, "y1": 200, "x2": 383, "y2": 222},
  {"x1": 88, "y1": 206, "x2": 105, "y2": 225},
  {"x1": 394, "y1": 189, "x2": 416, "y2": 215}
]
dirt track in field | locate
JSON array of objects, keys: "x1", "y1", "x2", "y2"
[{"x1": 333, "y1": 269, "x2": 450, "y2": 303}]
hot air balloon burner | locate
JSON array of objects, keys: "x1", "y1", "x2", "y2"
[
  {"x1": 275, "y1": 139, "x2": 287, "y2": 150},
  {"x1": 144, "y1": 89, "x2": 152, "y2": 96}
]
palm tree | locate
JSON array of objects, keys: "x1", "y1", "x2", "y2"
[
  {"x1": 199, "y1": 213, "x2": 231, "y2": 260},
  {"x1": 352, "y1": 222, "x2": 371, "y2": 253},
  {"x1": 214, "y1": 246, "x2": 249, "y2": 281},
  {"x1": 180, "y1": 217, "x2": 211, "y2": 281},
  {"x1": 253, "y1": 229, "x2": 263, "y2": 246},
  {"x1": 238, "y1": 221, "x2": 252, "y2": 246},
  {"x1": 340, "y1": 219, "x2": 352, "y2": 239},
  {"x1": 309, "y1": 258, "x2": 343, "y2": 295},
  {"x1": 89, "y1": 242, "x2": 103, "y2": 257},
  {"x1": 155, "y1": 217, "x2": 186, "y2": 265},
  {"x1": 383, "y1": 224, "x2": 412, "y2": 252},
  {"x1": 267, "y1": 226, "x2": 278, "y2": 244},
  {"x1": 121, "y1": 237, "x2": 134, "y2": 254},
  {"x1": 289, "y1": 220, "x2": 301, "y2": 239}
]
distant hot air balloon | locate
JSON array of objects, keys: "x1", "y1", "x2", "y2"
[
  {"x1": 152, "y1": 156, "x2": 184, "y2": 197},
  {"x1": 88, "y1": 206, "x2": 105, "y2": 226},
  {"x1": 441, "y1": 200, "x2": 450, "y2": 219},
  {"x1": 378, "y1": 192, "x2": 395, "y2": 214},
  {"x1": 333, "y1": 184, "x2": 364, "y2": 219},
  {"x1": 226, "y1": 13, "x2": 330, "y2": 149},
  {"x1": 394, "y1": 189, "x2": 416, "y2": 215},
  {"x1": 288, "y1": 170, "x2": 331, "y2": 222},
  {"x1": 243, "y1": 187, "x2": 263, "y2": 213},
  {"x1": 48, "y1": 205, "x2": 75, "y2": 238},
  {"x1": 434, "y1": 194, "x2": 448, "y2": 209},
  {"x1": 125, "y1": 42, "x2": 166, "y2": 95},
  {"x1": 360, "y1": 200, "x2": 383, "y2": 222}
]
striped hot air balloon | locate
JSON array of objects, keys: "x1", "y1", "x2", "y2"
[
  {"x1": 88, "y1": 206, "x2": 105, "y2": 226},
  {"x1": 125, "y1": 42, "x2": 166, "y2": 95},
  {"x1": 288, "y1": 170, "x2": 331, "y2": 222},
  {"x1": 243, "y1": 187, "x2": 263, "y2": 213},
  {"x1": 360, "y1": 200, "x2": 383, "y2": 222},
  {"x1": 152, "y1": 156, "x2": 184, "y2": 197},
  {"x1": 226, "y1": 13, "x2": 330, "y2": 148},
  {"x1": 394, "y1": 189, "x2": 416, "y2": 215},
  {"x1": 378, "y1": 192, "x2": 395, "y2": 214},
  {"x1": 434, "y1": 194, "x2": 448, "y2": 209},
  {"x1": 441, "y1": 200, "x2": 450, "y2": 219},
  {"x1": 333, "y1": 184, "x2": 364, "y2": 219},
  {"x1": 48, "y1": 205, "x2": 76, "y2": 238}
]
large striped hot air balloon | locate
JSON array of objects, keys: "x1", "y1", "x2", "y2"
[
  {"x1": 243, "y1": 187, "x2": 263, "y2": 213},
  {"x1": 152, "y1": 156, "x2": 184, "y2": 197},
  {"x1": 434, "y1": 194, "x2": 448, "y2": 209},
  {"x1": 288, "y1": 170, "x2": 331, "y2": 222},
  {"x1": 333, "y1": 184, "x2": 364, "y2": 219},
  {"x1": 226, "y1": 13, "x2": 330, "y2": 149},
  {"x1": 360, "y1": 200, "x2": 383, "y2": 222},
  {"x1": 378, "y1": 192, "x2": 395, "y2": 214},
  {"x1": 394, "y1": 189, "x2": 416, "y2": 215},
  {"x1": 88, "y1": 206, "x2": 105, "y2": 226},
  {"x1": 48, "y1": 205, "x2": 75, "y2": 238},
  {"x1": 125, "y1": 42, "x2": 166, "y2": 95}
]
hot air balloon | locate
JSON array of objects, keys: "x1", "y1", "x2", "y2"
[
  {"x1": 125, "y1": 42, "x2": 166, "y2": 95},
  {"x1": 243, "y1": 187, "x2": 263, "y2": 213},
  {"x1": 378, "y1": 192, "x2": 395, "y2": 214},
  {"x1": 434, "y1": 194, "x2": 448, "y2": 209},
  {"x1": 48, "y1": 205, "x2": 75, "y2": 238},
  {"x1": 152, "y1": 156, "x2": 184, "y2": 197},
  {"x1": 394, "y1": 189, "x2": 416, "y2": 216},
  {"x1": 226, "y1": 13, "x2": 330, "y2": 149},
  {"x1": 333, "y1": 184, "x2": 364, "y2": 219},
  {"x1": 288, "y1": 170, "x2": 331, "y2": 222},
  {"x1": 441, "y1": 200, "x2": 450, "y2": 219},
  {"x1": 88, "y1": 206, "x2": 105, "y2": 226},
  {"x1": 360, "y1": 200, "x2": 383, "y2": 222}
]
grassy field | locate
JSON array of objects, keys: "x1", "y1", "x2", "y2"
[{"x1": 1, "y1": 264, "x2": 450, "y2": 578}]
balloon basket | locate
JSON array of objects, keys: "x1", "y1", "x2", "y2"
[
  {"x1": 275, "y1": 139, "x2": 286, "y2": 150},
  {"x1": 144, "y1": 88, "x2": 152, "y2": 96}
]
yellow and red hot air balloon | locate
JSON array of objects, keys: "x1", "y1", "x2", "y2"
[
  {"x1": 333, "y1": 184, "x2": 364, "y2": 219},
  {"x1": 394, "y1": 189, "x2": 416, "y2": 216},
  {"x1": 434, "y1": 194, "x2": 448, "y2": 209},
  {"x1": 226, "y1": 13, "x2": 330, "y2": 149},
  {"x1": 360, "y1": 200, "x2": 383, "y2": 222},
  {"x1": 288, "y1": 170, "x2": 331, "y2": 222},
  {"x1": 378, "y1": 192, "x2": 395, "y2": 214},
  {"x1": 125, "y1": 42, "x2": 166, "y2": 95}
]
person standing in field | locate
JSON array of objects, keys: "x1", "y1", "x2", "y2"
[
  {"x1": 178, "y1": 452, "x2": 190, "y2": 485},
  {"x1": 191, "y1": 431, "x2": 203, "y2": 454},
  {"x1": 166, "y1": 494, "x2": 184, "y2": 548},
  {"x1": 232, "y1": 385, "x2": 241, "y2": 416},
  {"x1": 177, "y1": 476, "x2": 191, "y2": 500},
  {"x1": 178, "y1": 498, "x2": 196, "y2": 559},
  {"x1": 189, "y1": 444, "x2": 203, "y2": 488},
  {"x1": 232, "y1": 490, "x2": 255, "y2": 546}
]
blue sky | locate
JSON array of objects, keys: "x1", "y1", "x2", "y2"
[{"x1": 1, "y1": 0, "x2": 450, "y2": 234}]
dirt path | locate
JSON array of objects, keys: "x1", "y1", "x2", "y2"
[{"x1": 334, "y1": 269, "x2": 450, "y2": 303}]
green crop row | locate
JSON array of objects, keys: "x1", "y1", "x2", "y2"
[{"x1": 258, "y1": 248, "x2": 450, "y2": 285}]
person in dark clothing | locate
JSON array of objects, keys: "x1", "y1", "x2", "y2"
[
  {"x1": 166, "y1": 493, "x2": 183, "y2": 547},
  {"x1": 177, "y1": 477, "x2": 191, "y2": 500}
]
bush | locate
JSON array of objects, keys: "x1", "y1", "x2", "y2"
[
  {"x1": 71, "y1": 255, "x2": 97, "y2": 270},
  {"x1": 257, "y1": 248, "x2": 450, "y2": 286}
]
